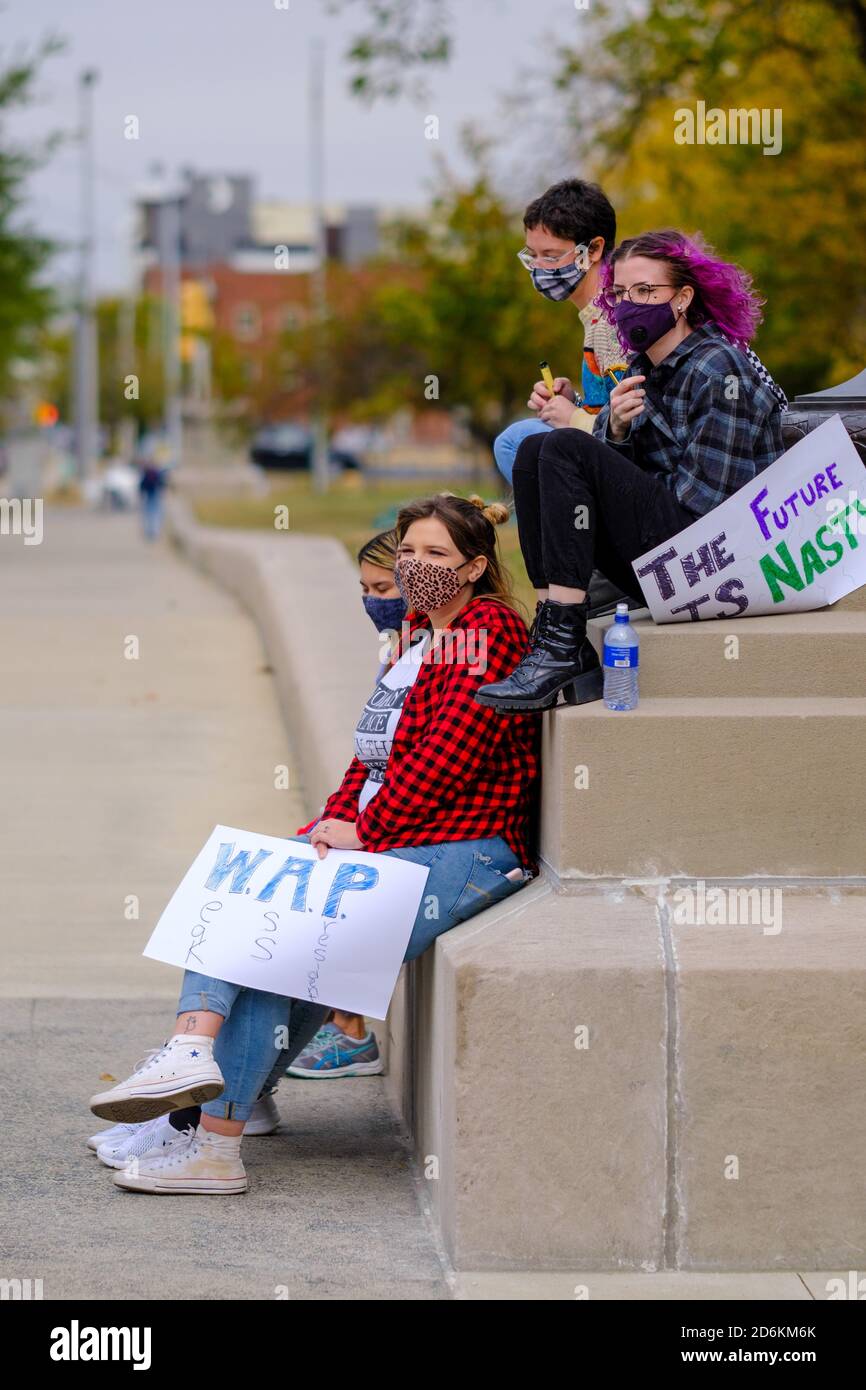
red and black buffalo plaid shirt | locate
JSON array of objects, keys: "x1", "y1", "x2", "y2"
[{"x1": 297, "y1": 596, "x2": 542, "y2": 873}]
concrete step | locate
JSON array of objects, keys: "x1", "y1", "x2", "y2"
[
  {"x1": 588, "y1": 608, "x2": 866, "y2": 698},
  {"x1": 832, "y1": 584, "x2": 866, "y2": 611},
  {"x1": 402, "y1": 881, "x2": 866, "y2": 1270},
  {"x1": 540, "y1": 696, "x2": 866, "y2": 879}
]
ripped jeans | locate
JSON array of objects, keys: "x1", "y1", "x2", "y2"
[{"x1": 176, "y1": 832, "x2": 530, "y2": 1121}]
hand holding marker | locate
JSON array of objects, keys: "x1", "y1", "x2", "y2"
[
  {"x1": 539, "y1": 358, "x2": 586, "y2": 405},
  {"x1": 607, "y1": 365, "x2": 647, "y2": 440},
  {"x1": 540, "y1": 360, "x2": 557, "y2": 398}
]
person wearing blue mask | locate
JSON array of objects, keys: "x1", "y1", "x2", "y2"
[
  {"x1": 358, "y1": 529, "x2": 409, "y2": 679},
  {"x1": 286, "y1": 529, "x2": 407, "y2": 1077},
  {"x1": 86, "y1": 532, "x2": 407, "y2": 1169}
]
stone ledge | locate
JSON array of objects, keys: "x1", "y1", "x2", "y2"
[
  {"x1": 588, "y1": 608, "x2": 866, "y2": 698},
  {"x1": 541, "y1": 698, "x2": 865, "y2": 879},
  {"x1": 408, "y1": 881, "x2": 866, "y2": 1270}
]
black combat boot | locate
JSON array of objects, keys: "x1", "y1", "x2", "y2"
[{"x1": 474, "y1": 598, "x2": 603, "y2": 711}]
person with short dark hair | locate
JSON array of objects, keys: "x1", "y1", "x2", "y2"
[{"x1": 495, "y1": 179, "x2": 626, "y2": 487}]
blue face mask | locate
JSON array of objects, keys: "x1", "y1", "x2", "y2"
[{"x1": 362, "y1": 594, "x2": 407, "y2": 633}]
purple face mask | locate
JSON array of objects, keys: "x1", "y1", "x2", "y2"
[{"x1": 612, "y1": 298, "x2": 678, "y2": 352}]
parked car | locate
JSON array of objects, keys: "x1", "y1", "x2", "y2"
[{"x1": 249, "y1": 424, "x2": 362, "y2": 472}]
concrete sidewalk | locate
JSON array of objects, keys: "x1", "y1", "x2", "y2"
[{"x1": 0, "y1": 507, "x2": 447, "y2": 1300}]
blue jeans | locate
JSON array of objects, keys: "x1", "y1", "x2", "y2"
[
  {"x1": 177, "y1": 832, "x2": 529, "y2": 1120},
  {"x1": 141, "y1": 489, "x2": 164, "y2": 539},
  {"x1": 494, "y1": 418, "x2": 553, "y2": 487}
]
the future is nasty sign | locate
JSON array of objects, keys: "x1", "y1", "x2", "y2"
[{"x1": 633, "y1": 414, "x2": 866, "y2": 622}]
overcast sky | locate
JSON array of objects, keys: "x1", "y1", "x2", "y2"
[{"x1": 3, "y1": 0, "x2": 592, "y2": 293}]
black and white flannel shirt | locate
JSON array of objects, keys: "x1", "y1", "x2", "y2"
[{"x1": 593, "y1": 322, "x2": 786, "y2": 517}]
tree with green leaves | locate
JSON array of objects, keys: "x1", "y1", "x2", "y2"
[
  {"x1": 0, "y1": 35, "x2": 63, "y2": 410},
  {"x1": 41, "y1": 295, "x2": 167, "y2": 441},
  {"x1": 328, "y1": 0, "x2": 866, "y2": 397},
  {"x1": 325, "y1": 0, "x2": 451, "y2": 100},
  {"x1": 290, "y1": 133, "x2": 585, "y2": 457}
]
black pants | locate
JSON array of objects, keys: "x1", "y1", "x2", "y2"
[{"x1": 512, "y1": 428, "x2": 697, "y2": 603}]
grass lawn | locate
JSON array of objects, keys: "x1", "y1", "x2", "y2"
[{"x1": 192, "y1": 472, "x2": 537, "y2": 617}]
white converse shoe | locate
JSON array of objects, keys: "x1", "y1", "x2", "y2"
[
  {"x1": 97, "y1": 1114, "x2": 195, "y2": 1169},
  {"x1": 243, "y1": 1091, "x2": 280, "y2": 1136},
  {"x1": 86, "y1": 1048, "x2": 165, "y2": 1149},
  {"x1": 114, "y1": 1127, "x2": 247, "y2": 1195},
  {"x1": 89, "y1": 1035, "x2": 224, "y2": 1123}
]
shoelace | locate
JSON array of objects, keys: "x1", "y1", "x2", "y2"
[
  {"x1": 300, "y1": 1036, "x2": 336, "y2": 1058},
  {"x1": 312, "y1": 1034, "x2": 369, "y2": 1067},
  {"x1": 132, "y1": 1046, "x2": 163, "y2": 1073},
  {"x1": 297, "y1": 1026, "x2": 342, "y2": 1059},
  {"x1": 147, "y1": 1128, "x2": 207, "y2": 1173},
  {"x1": 132, "y1": 1039, "x2": 191, "y2": 1076},
  {"x1": 134, "y1": 1126, "x2": 196, "y2": 1170}
]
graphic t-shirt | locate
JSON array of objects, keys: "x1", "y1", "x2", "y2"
[{"x1": 354, "y1": 629, "x2": 432, "y2": 813}]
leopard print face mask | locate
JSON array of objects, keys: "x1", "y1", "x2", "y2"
[{"x1": 394, "y1": 555, "x2": 473, "y2": 614}]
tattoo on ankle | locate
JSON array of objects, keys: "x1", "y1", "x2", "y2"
[{"x1": 184, "y1": 1015, "x2": 198, "y2": 1033}]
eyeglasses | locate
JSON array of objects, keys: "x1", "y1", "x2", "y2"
[
  {"x1": 599, "y1": 283, "x2": 676, "y2": 310},
  {"x1": 517, "y1": 242, "x2": 588, "y2": 271}
]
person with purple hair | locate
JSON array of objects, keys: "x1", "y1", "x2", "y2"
[{"x1": 476, "y1": 229, "x2": 786, "y2": 712}]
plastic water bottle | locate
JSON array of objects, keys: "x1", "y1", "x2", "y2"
[{"x1": 603, "y1": 602, "x2": 639, "y2": 710}]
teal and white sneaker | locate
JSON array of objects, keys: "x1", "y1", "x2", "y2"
[{"x1": 285, "y1": 1022, "x2": 383, "y2": 1078}]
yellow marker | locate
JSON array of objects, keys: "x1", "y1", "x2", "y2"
[{"x1": 539, "y1": 360, "x2": 556, "y2": 396}]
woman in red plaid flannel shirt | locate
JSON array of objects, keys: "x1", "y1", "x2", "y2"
[{"x1": 94, "y1": 494, "x2": 543, "y2": 1195}]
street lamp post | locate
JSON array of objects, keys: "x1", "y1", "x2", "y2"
[
  {"x1": 309, "y1": 38, "x2": 330, "y2": 496},
  {"x1": 158, "y1": 192, "x2": 183, "y2": 471},
  {"x1": 73, "y1": 68, "x2": 99, "y2": 484}
]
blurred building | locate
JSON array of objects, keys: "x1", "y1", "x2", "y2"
[
  {"x1": 136, "y1": 168, "x2": 382, "y2": 275},
  {"x1": 133, "y1": 169, "x2": 459, "y2": 464},
  {"x1": 135, "y1": 169, "x2": 388, "y2": 410}
]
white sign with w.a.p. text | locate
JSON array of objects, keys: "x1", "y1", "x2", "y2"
[{"x1": 143, "y1": 825, "x2": 429, "y2": 1018}]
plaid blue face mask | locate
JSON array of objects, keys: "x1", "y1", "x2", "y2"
[{"x1": 529, "y1": 246, "x2": 590, "y2": 302}]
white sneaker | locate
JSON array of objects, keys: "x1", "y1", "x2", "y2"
[
  {"x1": 243, "y1": 1091, "x2": 280, "y2": 1136},
  {"x1": 89, "y1": 1034, "x2": 224, "y2": 1124},
  {"x1": 86, "y1": 1048, "x2": 165, "y2": 1150},
  {"x1": 97, "y1": 1114, "x2": 195, "y2": 1169},
  {"x1": 87, "y1": 1121, "x2": 139, "y2": 1154},
  {"x1": 114, "y1": 1128, "x2": 247, "y2": 1195}
]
